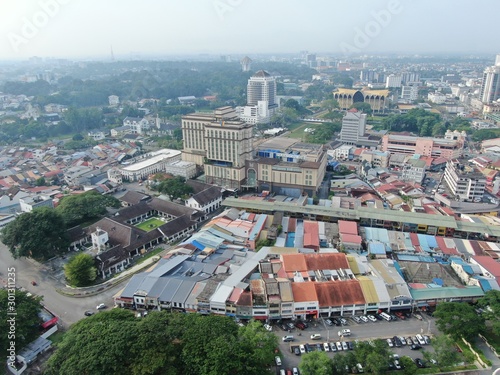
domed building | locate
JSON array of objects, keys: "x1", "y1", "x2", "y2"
[{"x1": 333, "y1": 88, "x2": 390, "y2": 113}]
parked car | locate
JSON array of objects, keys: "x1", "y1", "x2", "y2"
[
  {"x1": 414, "y1": 358, "x2": 425, "y2": 368},
  {"x1": 293, "y1": 347, "x2": 300, "y2": 356},
  {"x1": 295, "y1": 322, "x2": 306, "y2": 330},
  {"x1": 84, "y1": 311, "x2": 94, "y2": 316},
  {"x1": 292, "y1": 368, "x2": 299, "y2": 375},
  {"x1": 347, "y1": 341, "x2": 354, "y2": 350},
  {"x1": 352, "y1": 316, "x2": 361, "y2": 323},
  {"x1": 406, "y1": 337, "x2": 413, "y2": 345},
  {"x1": 394, "y1": 312, "x2": 405, "y2": 320},
  {"x1": 367, "y1": 315, "x2": 377, "y2": 322},
  {"x1": 342, "y1": 341, "x2": 348, "y2": 351},
  {"x1": 325, "y1": 319, "x2": 333, "y2": 326},
  {"x1": 280, "y1": 324, "x2": 289, "y2": 331},
  {"x1": 423, "y1": 335, "x2": 431, "y2": 344},
  {"x1": 356, "y1": 363, "x2": 364, "y2": 373},
  {"x1": 299, "y1": 344, "x2": 306, "y2": 354},
  {"x1": 282, "y1": 335, "x2": 294, "y2": 342},
  {"x1": 275, "y1": 356, "x2": 282, "y2": 366},
  {"x1": 329, "y1": 342, "x2": 337, "y2": 352},
  {"x1": 310, "y1": 334, "x2": 322, "y2": 340},
  {"x1": 336, "y1": 342, "x2": 343, "y2": 351},
  {"x1": 96, "y1": 303, "x2": 106, "y2": 310},
  {"x1": 287, "y1": 322, "x2": 295, "y2": 330},
  {"x1": 392, "y1": 336, "x2": 402, "y2": 347},
  {"x1": 416, "y1": 334, "x2": 426, "y2": 345},
  {"x1": 323, "y1": 342, "x2": 330, "y2": 352},
  {"x1": 264, "y1": 324, "x2": 272, "y2": 332},
  {"x1": 387, "y1": 338, "x2": 394, "y2": 347},
  {"x1": 360, "y1": 315, "x2": 369, "y2": 323},
  {"x1": 399, "y1": 336, "x2": 407, "y2": 345},
  {"x1": 410, "y1": 344, "x2": 422, "y2": 350},
  {"x1": 332, "y1": 318, "x2": 341, "y2": 326},
  {"x1": 339, "y1": 318, "x2": 348, "y2": 325}
]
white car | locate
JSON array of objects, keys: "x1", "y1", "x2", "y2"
[
  {"x1": 96, "y1": 303, "x2": 106, "y2": 310},
  {"x1": 293, "y1": 368, "x2": 299, "y2": 375},
  {"x1": 263, "y1": 324, "x2": 272, "y2": 332},
  {"x1": 399, "y1": 336, "x2": 407, "y2": 345},
  {"x1": 310, "y1": 334, "x2": 322, "y2": 340},
  {"x1": 342, "y1": 341, "x2": 348, "y2": 351},
  {"x1": 299, "y1": 344, "x2": 306, "y2": 354},
  {"x1": 387, "y1": 338, "x2": 394, "y2": 347},
  {"x1": 329, "y1": 342, "x2": 337, "y2": 351},
  {"x1": 275, "y1": 356, "x2": 282, "y2": 366},
  {"x1": 360, "y1": 315, "x2": 369, "y2": 323},
  {"x1": 336, "y1": 341, "x2": 343, "y2": 351},
  {"x1": 323, "y1": 342, "x2": 330, "y2": 352},
  {"x1": 367, "y1": 315, "x2": 377, "y2": 322}
]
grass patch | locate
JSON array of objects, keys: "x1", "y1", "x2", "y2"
[
  {"x1": 49, "y1": 330, "x2": 66, "y2": 346},
  {"x1": 135, "y1": 247, "x2": 165, "y2": 265},
  {"x1": 286, "y1": 123, "x2": 322, "y2": 139},
  {"x1": 135, "y1": 217, "x2": 166, "y2": 232}
]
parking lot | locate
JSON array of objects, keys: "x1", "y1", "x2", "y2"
[{"x1": 273, "y1": 312, "x2": 438, "y2": 372}]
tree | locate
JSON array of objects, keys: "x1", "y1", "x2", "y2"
[
  {"x1": 35, "y1": 176, "x2": 46, "y2": 186},
  {"x1": 434, "y1": 302, "x2": 485, "y2": 340},
  {"x1": 299, "y1": 351, "x2": 333, "y2": 375},
  {"x1": 1, "y1": 207, "x2": 69, "y2": 260},
  {"x1": 64, "y1": 253, "x2": 97, "y2": 286},
  {"x1": 156, "y1": 176, "x2": 194, "y2": 201},
  {"x1": 350, "y1": 102, "x2": 372, "y2": 115},
  {"x1": 399, "y1": 356, "x2": 418, "y2": 375},
  {"x1": 478, "y1": 290, "x2": 500, "y2": 336},
  {"x1": 320, "y1": 99, "x2": 340, "y2": 112},
  {"x1": 423, "y1": 334, "x2": 461, "y2": 369},
  {"x1": 354, "y1": 339, "x2": 391, "y2": 375},
  {"x1": 331, "y1": 353, "x2": 355, "y2": 375},
  {"x1": 72, "y1": 133, "x2": 84, "y2": 141},
  {"x1": 56, "y1": 190, "x2": 121, "y2": 227},
  {"x1": 0, "y1": 290, "x2": 43, "y2": 358}
]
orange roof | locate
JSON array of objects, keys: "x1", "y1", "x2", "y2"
[
  {"x1": 315, "y1": 280, "x2": 365, "y2": 307},
  {"x1": 305, "y1": 253, "x2": 349, "y2": 270},
  {"x1": 338, "y1": 220, "x2": 358, "y2": 235},
  {"x1": 282, "y1": 253, "x2": 308, "y2": 272},
  {"x1": 340, "y1": 233, "x2": 362, "y2": 244},
  {"x1": 303, "y1": 221, "x2": 319, "y2": 249},
  {"x1": 291, "y1": 282, "x2": 318, "y2": 302}
]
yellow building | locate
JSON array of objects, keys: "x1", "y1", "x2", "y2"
[{"x1": 333, "y1": 88, "x2": 390, "y2": 112}]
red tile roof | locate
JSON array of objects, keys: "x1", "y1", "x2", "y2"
[
  {"x1": 338, "y1": 220, "x2": 358, "y2": 235},
  {"x1": 291, "y1": 282, "x2": 318, "y2": 302},
  {"x1": 315, "y1": 280, "x2": 365, "y2": 307}
]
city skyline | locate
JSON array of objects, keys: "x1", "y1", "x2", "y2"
[{"x1": 1, "y1": 0, "x2": 500, "y2": 60}]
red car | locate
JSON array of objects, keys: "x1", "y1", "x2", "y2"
[{"x1": 31, "y1": 281, "x2": 37, "y2": 286}]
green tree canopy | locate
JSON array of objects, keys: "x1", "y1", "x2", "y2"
[
  {"x1": 434, "y1": 302, "x2": 485, "y2": 340},
  {"x1": 478, "y1": 290, "x2": 500, "y2": 336},
  {"x1": 45, "y1": 311, "x2": 277, "y2": 375},
  {"x1": 349, "y1": 102, "x2": 372, "y2": 115},
  {"x1": 156, "y1": 176, "x2": 194, "y2": 201},
  {"x1": 56, "y1": 190, "x2": 120, "y2": 227},
  {"x1": 399, "y1": 356, "x2": 418, "y2": 375},
  {"x1": 299, "y1": 351, "x2": 333, "y2": 375},
  {"x1": 0, "y1": 290, "x2": 43, "y2": 358},
  {"x1": 423, "y1": 334, "x2": 461, "y2": 369},
  {"x1": 320, "y1": 99, "x2": 340, "y2": 112},
  {"x1": 354, "y1": 340, "x2": 391, "y2": 375},
  {"x1": 64, "y1": 253, "x2": 97, "y2": 286},
  {"x1": 0, "y1": 207, "x2": 69, "y2": 260}
]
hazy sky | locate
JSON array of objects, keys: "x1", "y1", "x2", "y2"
[{"x1": 0, "y1": 0, "x2": 499, "y2": 60}]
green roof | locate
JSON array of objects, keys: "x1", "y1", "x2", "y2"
[
  {"x1": 223, "y1": 198, "x2": 500, "y2": 236},
  {"x1": 410, "y1": 286, "x2": 484, "y2": 300}
]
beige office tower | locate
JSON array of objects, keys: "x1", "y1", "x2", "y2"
[{"x1": 182, "y1": 106, "x2": 253, "y2": 190}]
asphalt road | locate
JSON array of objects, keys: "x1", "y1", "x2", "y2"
[{"x1": 0, "y1": 242, "x2": 123, "y2": 328}]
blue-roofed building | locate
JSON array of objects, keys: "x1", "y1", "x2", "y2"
[
  {"x1": 368, "y1": 242, "x2": 387, "y2": 259},
  {"x1": 450, "y1": 257, "x2": 500, "y2": 292}
]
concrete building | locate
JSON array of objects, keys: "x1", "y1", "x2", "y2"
[
  {"x1": 380, "y1": 130, "x2": 466, "y2": 159},
  {"x1": 182, "y1": 107, "x2": 254, "y2": 190},
  {"x1": 164, "y1": 160, "x2": 197, "y2": 179},
  {"x1": 443, "y1": 159, "x2": 486, "y2": 202},
  {"x1": 400, "y1": 85, "x2": 419, "y2": 102},
  {"x1": 428, "y1": 91, "x2": 447, "y2": 104},
  {"x1": 239, "y1": 70, "x2": 277, "y2": 124},
  {"x1": 250, "y1": 138, "x2": 327, "y2": 197},
  {"x1": 123, "y1": 117, "x2": 151, "y2": 134},
  {"x1": 108, "y1": 95, "x2": 119, "y2": 106},
  {"x1": 19, "y1": 195, "x2": 54, "y2": 212},
  {"x1": 240, "y1": 56, "x2": 252, "y2": 72},
  {"x1": 333, "y1": 88, "x2": 390, "y2": 112},
  {"x1": 360, "y1": 150, "x2": 390, "y2": 168},
  {"x1": 401, "y1": 158, "x2": 426, "y2": 184},
  {"x1": 120, "y1": 149, "x2": 182, "y2": 182},
  {"x1": 385, "y1": 74, "x2": 402, "y2": 88},
  {"x1": 480, "y1": 54, "x2": 500, "y2": 103},
  {"x1": 340, "y1": 110, "x2": 367, "y2": 145}
]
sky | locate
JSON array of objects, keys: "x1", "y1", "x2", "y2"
[{"x1": 0, "y1": 0, "x2": 499, "y2": 60}]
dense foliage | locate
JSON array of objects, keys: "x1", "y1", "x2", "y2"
[
  {"x1": 45, "y1": 310, "x2": 278, "y2": 375},
  {"x1": 156, "y1": 176, "x2": 194, "y2": 201},
  {"x1": 0, "y1": 207, "x2": 69, "y2": 260},
  {"x1": 478, "y1": 290, "x2": 500, "y2": 336},
  {"x1": 64, "y1": 253, "x2": 98, "y2": 287},
  {"x1": 433, "y1": 302, "x2": 485, "y2": 340},
  {"x1": 0, "y1": 290, "x2": 43, "y2": 356}
]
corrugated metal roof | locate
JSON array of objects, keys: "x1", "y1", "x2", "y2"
[{"x1": 410, "y1": 286, "x2": 484, "y2": 300}]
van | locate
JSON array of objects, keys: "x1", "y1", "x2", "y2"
[
  {"x1": 380, "y1": 312, "x2": 391, "y2": 321},
  {"x1": 282, "y1": 335, "x2": 294, "y2": 342}
]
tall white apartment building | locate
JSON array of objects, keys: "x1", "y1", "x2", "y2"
[
  {"x1": 239, "y1": 70, "x2": 277, "y2": 124},
  {"x1": 400, "y1": 85, "x2": 419, "y2": 102},
  {"x1": 340, "y1": 110, "x2": 367, "y2": 145},
  {"x1": 480, "y1": 54, "x2": 500, "y2": 103},
  {"x1": 385, "y1": 74, "x2": 402, "y2": 88}
]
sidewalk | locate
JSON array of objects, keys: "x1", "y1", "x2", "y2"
[{"x1": 56, "y1": 247, "x2": 170, "y2": 298}]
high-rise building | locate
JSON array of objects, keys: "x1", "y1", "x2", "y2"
[
  {"x1": 240, "y1": 56, "x2": 252, "y2": 72},
  {"x1": 385, "y1": 74, "x2": 402, "y2": 88},
  {"x1": 182, "y1": 107, "x2": 253, "y2": 189},
  {"x1": 480, "y1": 54, "x2": 500, "y2": 104},
  {"x1": 239, "y1": 70, "x2": 277, "y2": 124},
  {"x1": 443, "y1": 160, "x2": 486, "y2": 202},
  {"x1": 340, "y1": 110, "x2": 367, "y2": 145},
  {"x1": 400, "y1": 85, "x2": 419, "y2": 102}
]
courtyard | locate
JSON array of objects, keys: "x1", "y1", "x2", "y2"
[{"x1": 135, "y1": 217, "x2": 167, "y2": 232}]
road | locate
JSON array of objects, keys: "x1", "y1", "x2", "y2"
[{"x1": 0, "y1": 242, "x2": 123, "y2": 328}]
